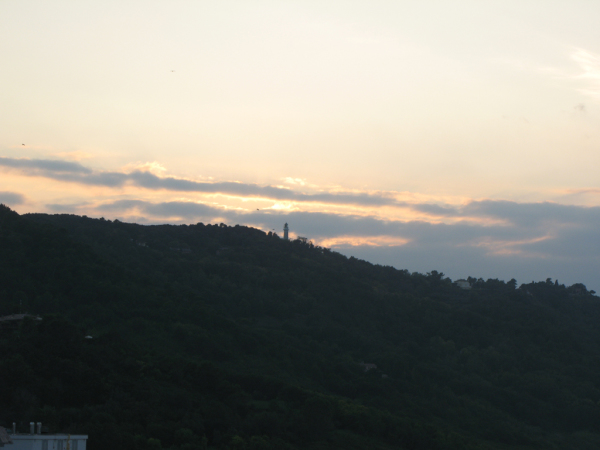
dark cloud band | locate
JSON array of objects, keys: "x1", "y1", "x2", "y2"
[
  {"x1": 0, "y1": 191, "x2": 25, "y2": 205},
  {"x1": 0, "y1": 157, "x2": 402, "y2": 208}
]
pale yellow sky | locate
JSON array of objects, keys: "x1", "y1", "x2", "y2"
[{"x1": 1, "y1": 1, "x2": 599, "y2": 288}]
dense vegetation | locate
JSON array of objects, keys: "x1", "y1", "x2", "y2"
[{"x1": 1, "y1": 204, "x2": 599, "y2": 449}]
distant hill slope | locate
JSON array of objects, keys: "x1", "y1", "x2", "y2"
[{"x1": 1, "y1": 205, "x2": 600, "y2": 449}]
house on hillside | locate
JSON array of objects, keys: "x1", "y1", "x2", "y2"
[
  {"x1": 455, "y1": 279, "x2": 471, "y2": 290},
  {"x1": 0, "y1": 314, "x2": 42, "y2": 331},
  {"x1": 360, "y1": 362, "x2": 378, "y2": 372},
  {"x1": 0, "y1": 314, "x2": 42, "y2": 322}
]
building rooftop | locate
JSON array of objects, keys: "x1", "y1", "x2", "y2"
[{"x1": 0, "y1": 314, "x2": 42, "y2": 322}]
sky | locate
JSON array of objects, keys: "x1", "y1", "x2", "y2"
[{"x1": 1, "y1": 1, "x2": 599, "y2": 290}]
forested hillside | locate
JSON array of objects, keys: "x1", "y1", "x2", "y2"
[{"x1": 1, "y1": 204, "x2": 599, "y2": 450}]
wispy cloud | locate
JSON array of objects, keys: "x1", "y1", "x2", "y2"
[
  {"x1": 463, "y1": 200, "x2": 600, "y2": 227},
  {"x1": 572, "y1": 49, "x2": 600, "y2": 81},
  {"x1": 0, "y1": 157, "x2": 92, "y2": 174},
  {"x1": 53, "y1": 151, "x2": 94, "y2": 161},
  {"x1": 493, "y1": 48, "x2": 600, "y2": 102},
  {"x1": 564, "y1": 188, "x2": 600, "y2": 196},
  {"x1": 571, "y1": 48, "x2": 600, "y2": 99},
  {"x1": 122, "y1": 161, "x2": 168, "y2": 176}
]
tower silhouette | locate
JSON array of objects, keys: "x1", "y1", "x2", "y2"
[{"x1": 283, "y1": 223, "x2": 289, "y2": 240}]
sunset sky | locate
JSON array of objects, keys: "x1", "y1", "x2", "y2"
[{"x1": 1, "y1": 1, "x2": 599, "y2": 290}]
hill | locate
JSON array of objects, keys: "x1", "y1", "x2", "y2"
[{"x1": 1, "y1": 204, "x2": 600, "y2": 449}]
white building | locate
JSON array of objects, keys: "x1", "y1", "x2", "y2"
[
  {"x1": 5, "y1": 424, "x2": 87, "y2": 450},
  {"x1": 9, "y1": 434, "x2": 87, "y2": 450},
  {"x1": 455, "y1": 279, "x2": 471, "y2": 290}
]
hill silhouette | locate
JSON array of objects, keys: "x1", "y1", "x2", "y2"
[{"x1": 1, "y1": 204, "x2": 599, "y2": 449}]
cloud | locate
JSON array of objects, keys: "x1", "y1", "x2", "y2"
[
  {"x1": 496, "y1": 49, "x2": 600, "y2": 102},
  {"x1": 19, "y1": 157, "x2": 594, "y2": 228},
  {"x1": 0, "y1": 157, "x2": 92, "y2": 174},
  {"x1": 0, "y1": 191, "x2": 25, "y2": 206},
  {"x1": 96, "y1": 199, "x2": 220, "y2": 218},
  {"x1": 122, "y1": 161, "x2": 167, "y2": 176},
  {"x1": 0, "y1": 157, "x2": 407, "y2": 208},
  {"x1": 411, "y1": 203, "x2": 461, "y2": 217},
  {"x1": 462, "y1": 200, "x2": 600, "y2": 228},
  {"x1": 283, "y1": 177, "x2": 308, "y2": 186},
  {"x1": 558, "y1": 188, "x2": 600, "y2": 206},
  {"x1": 571, "y1": 48, "x2": 600, "y2": 100},
  {"x1": 53, "y1": 151, "x2": 94, "y2": 161},
  {"x1": 572, "y1": 49, "x2": 600, "y2": 81},
  {"x1": 564, "y1": 188, "x2": 600, "y2": 196}
]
